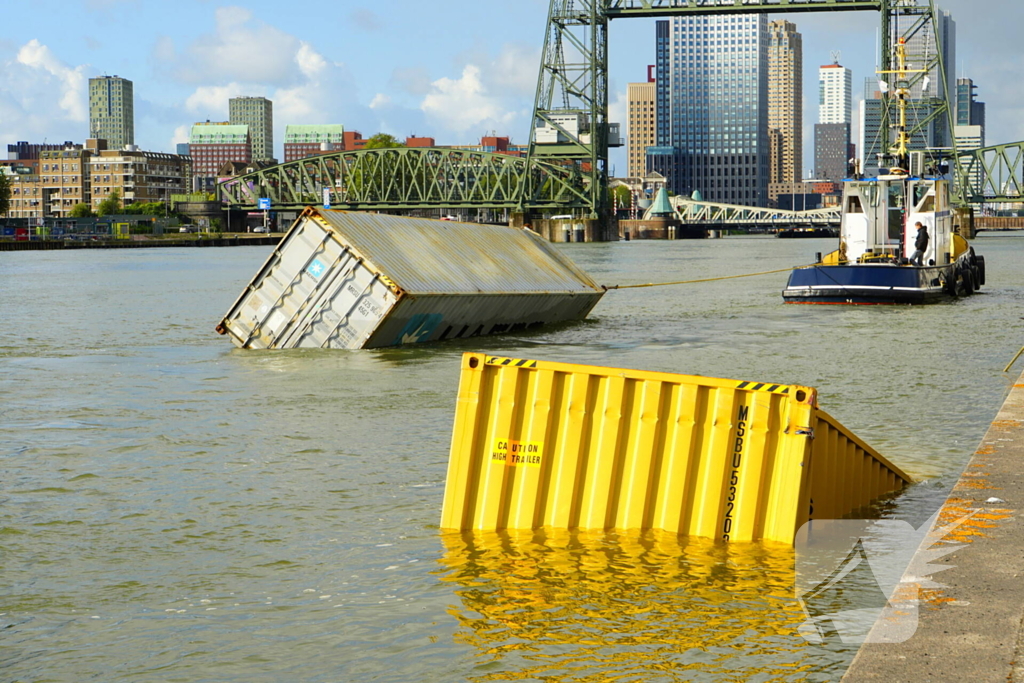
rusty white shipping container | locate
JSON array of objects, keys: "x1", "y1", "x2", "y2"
[{"x1": 216, "y1": 209, "x2": 606, "y2": 350}]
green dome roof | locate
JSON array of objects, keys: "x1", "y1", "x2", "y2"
[{"x1": 649, "y1": 187, "x2": 674, "y2": 216}]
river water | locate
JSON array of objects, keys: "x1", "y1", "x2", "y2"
[{"x1": 2, "y1": 234, "x2": 1022, "y2": 682}]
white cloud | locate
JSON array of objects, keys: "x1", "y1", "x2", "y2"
[
  {"x1": 168, "y1": 6, "x2": 308, "y2": 87},
  {"x1": 184, "y1": 83, "x2": 249, "y2": 117},
  {"x1": 15, "y1": 40, "x2": 88, "y2": 122},
  {"x1": 152, "y1": 8, "x2": 377, "y2": 156},
  {"x1": 0, "y1": 40, "x2": 89, "y2": 144},
  {"x1": 296, "y1": 42, "x2": 327, "y2": 79},
  {"x1": 416, "y1": 43, "x2": 540, "y2": 139},
  {"x1": 369, "y1": 93, "x2": 392, "y2": 110},
  {"x1": 486, "y1": 44, "x2": 540, "y2": 97},
  {"x1": 173, "y1": 18, "x2": 348, "y2": 124},
  {"x1": 421, "y1": 65, "x2": 516, "y2": 135},
  {"x1": 169, "y1": 124, "x2": 190, "y2": 150}
]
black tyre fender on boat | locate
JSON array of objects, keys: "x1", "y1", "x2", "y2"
[
  {"x1": 976, "y1": 255, "x2": 986, "y2": 286},
  {"x1": 946, "y1": 266, "x2": 960, "y2": 297},
  {"x1": 962, "y1": 267, "x2": 975, "y2": 296}
]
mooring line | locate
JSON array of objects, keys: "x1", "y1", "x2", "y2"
[
  {"x1": 1006, "y1": 345, "x2": 1024, "y2": 374},
  {"x1": 604, "y1": 265, "x2": 812, "y2": 291}
]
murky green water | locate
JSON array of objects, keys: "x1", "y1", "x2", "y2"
[{"x1": 2, "y1": 234, "x2": 1022, "y2": 682}]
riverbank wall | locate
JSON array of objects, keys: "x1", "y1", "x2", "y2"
[
  {"x1": 0, "y1": 235, "x2": 281, "y2": 251},
  {"x1": 842, "y1": 368, "x2": 1024, "y2": 682}
]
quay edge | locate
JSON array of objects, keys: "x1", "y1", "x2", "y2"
[
  {"x1": 841, "y1": 369, "x2": 1024, "y2": 682},
  {"x1": 0, "y1": 235, "x2": 281, "y2": 251}
]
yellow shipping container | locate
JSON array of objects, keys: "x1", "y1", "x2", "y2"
[{"x1": 441, "y1": 353, "x2": 911, "y2": 545}]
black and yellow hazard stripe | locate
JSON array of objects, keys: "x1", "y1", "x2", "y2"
[
  {"x1": 735, "y1": 381, "x2": 790, "y2": 395},
  {"x1": 486, "y1": 356, "x2": 539, "y2": 369}
]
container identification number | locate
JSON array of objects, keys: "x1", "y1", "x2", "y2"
[
  {"x1": 722, "y1": 404, "x2": 749, "y2": 541},
  {"x1": 491, "y1": 439, "x2": 543, "y2": 468}
]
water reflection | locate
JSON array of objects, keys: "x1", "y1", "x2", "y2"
[{"x1": 438, "y1": 530, "x2": 838, "y2": 681}]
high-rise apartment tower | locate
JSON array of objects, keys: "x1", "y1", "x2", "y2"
[
  {"x1": 767, "y1": 20, "x2": 802, "y2": 196},
  {"x1": 819, "y1": 60, "x2": 852, "y2": 125},
  {"x1": 815, "y1": 60, "x2": 852, "y2": 182},
  {"x1": 627, "y1": 71, "x2": 657, "y2": 179},
  {"x1": 229, "y1": 96, "x2": 274, "y2": 162},
  {"x1": 89, "y1": 76, "x2": 134, "y2": 151}
]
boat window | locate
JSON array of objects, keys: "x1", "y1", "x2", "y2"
[
  {"x1": 917, "y1": 193, "x2": 935, "y2": 213},
  {"x1": 846, "y1": 195, "x2": 864, "y2": 213},
  {"x1": 888, "y1": 209, "x2": 903, "y2": 241},
  {"x1": 913, "y1": 183, "x2": 930, "y2": 207},
  {"x1": 864, "y1": 183, "x2": 880, "y2": 207},
  {"x1": 888, "y1": 183, "x2": 904, "y2": 210}
]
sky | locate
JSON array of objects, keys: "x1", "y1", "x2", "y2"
[{"x1": 0, "y1": 0, "x2": 1021, "y2": 175}]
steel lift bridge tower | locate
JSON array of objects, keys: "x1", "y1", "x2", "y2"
[
  {"x1": 527, "y1": 0, "x2": 951, "y2": 220},
  {"x1": 219, "y1": 1, "x2": 1024, "y2": 221}
]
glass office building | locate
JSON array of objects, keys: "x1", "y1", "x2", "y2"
[{"x1": 649, "y1": 15, "x2": 769, "y2": 206}]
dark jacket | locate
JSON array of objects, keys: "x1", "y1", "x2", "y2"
[{"x1": 914, "y1": 225, "x2": 930, "y2": 251}]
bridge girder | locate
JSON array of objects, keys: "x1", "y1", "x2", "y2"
[
  {"x1": 956, "y1": 142, "x2": 1024, "y2": 205},
  {"x1": 670, "y1": 197, "x2": 840, "y2": 225},
  {"x1": 604, "y1": 0, "x2": 883, "y2": 18},
  {"x1": 218, "y1": 147, "x2": 591, "y2": 212}
]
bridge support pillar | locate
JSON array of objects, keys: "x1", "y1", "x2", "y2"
[
  {"x1": 954, "y1": 207, "x2": 976, "y2": 240},
  {"x1": 516, "y1": 214, "x2": 619, "y2": 243}
]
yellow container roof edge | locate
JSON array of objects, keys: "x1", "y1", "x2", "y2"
[
  {"x1": 478, "y1": 353, "x2": 802, "y2": 398},
  {"x1": 814, "y1": 409, "x2": 914, "y2": 484}
]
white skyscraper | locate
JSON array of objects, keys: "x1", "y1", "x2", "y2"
[
  {"x1": 819, "y1": 62, "x2": 852, "y2": 124},
  {"x1": 815, "y1": 59, "x2": 853, "y2": 182}
]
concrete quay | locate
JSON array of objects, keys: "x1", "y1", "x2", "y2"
[
  {"x1": 0, "y1": 235, "x2": 280, "y2": 251},
  {"x1": 843, "y1": 369, "x2": 1024, "y2": 682}
]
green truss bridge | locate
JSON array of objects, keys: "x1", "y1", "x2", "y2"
[
  {"x1": 218, "y1": 147, "x2": 590, "y2": 213},
  {"x1": 219, "y1": 0, "x2": 1024, "y2": 215}
]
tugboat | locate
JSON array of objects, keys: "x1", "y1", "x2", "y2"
[{"x1": 783, "y1": 39, "x2": 985, "y2": 305}]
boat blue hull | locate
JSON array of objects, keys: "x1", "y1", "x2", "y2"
[{"x1": 783, "y1": 262, "x2": 967, "y2": 305}]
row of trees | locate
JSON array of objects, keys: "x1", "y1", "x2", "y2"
[
  {"x1": 0, "y1": 172, "x2": 9, "y2": 216},
  {"x1": 69, "y1": 191, "x2": 179, "y2": 218},
  {"x1": 69, "y1": 190, "x2": 122, "y2": 218}
]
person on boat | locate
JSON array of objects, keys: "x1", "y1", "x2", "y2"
[{"x1": 910, "y1": 222, "x2": 929, "y2": 266}]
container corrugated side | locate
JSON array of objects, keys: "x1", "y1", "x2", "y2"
[
  {"x1": 440, "y1": 353, "x2": 912, "y2": 545},
  {"x1": 218, "y1": 209, "x2": 606, "y2": 350}
]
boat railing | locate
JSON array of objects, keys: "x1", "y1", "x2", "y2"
[{"x1": 858, "y1": 248, "x2": 900, "y2": 264}]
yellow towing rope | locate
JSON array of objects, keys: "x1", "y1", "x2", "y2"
[
  {"x1": 604, "y1": 265, "x2": 810, "y2": 291},
  {"x1": 1006, "y1": 346, "x2": 1024, "y2": 374}
]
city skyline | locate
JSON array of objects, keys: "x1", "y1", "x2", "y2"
[{"x1": 0, "y1": 0, "x2": 1020, "y2": 175}]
